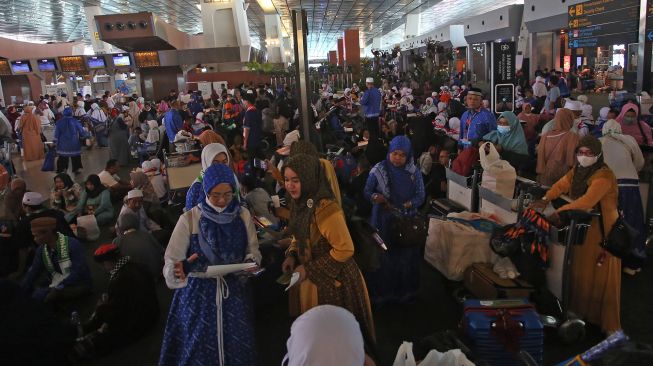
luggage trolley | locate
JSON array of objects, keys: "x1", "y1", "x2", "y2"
[{"x1": 163, "y1": 149, "x2": 202, "y2": 206}]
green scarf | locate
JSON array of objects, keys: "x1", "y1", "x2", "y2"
[{"x1": 42, "y1": 232, "x2": 71, "y2": 277}]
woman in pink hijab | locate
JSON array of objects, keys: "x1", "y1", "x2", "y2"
[{"x1": 616, "y1": 102, "x2": 653, "y2": 146}]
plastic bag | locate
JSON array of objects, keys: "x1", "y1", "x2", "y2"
[
  {"x1": 393, "y1": 341, "x2": 474, "y2": 366},
  {"x1": 41, "y1": 146, "x2": 56, "y2": 172},
  {"x1": 479, "y1": 142, "x2": 516, "y2": 199}
]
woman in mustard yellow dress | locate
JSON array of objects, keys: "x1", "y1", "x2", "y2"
[
  {"x1": 534, "y1": 135, "x2": 621, "y2": 333},
  {"x1": 281, "y1": 153, "x2": 375, "y2": 344}
]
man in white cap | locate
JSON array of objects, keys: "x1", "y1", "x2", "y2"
[
  {"x1": 360, "y1": 77, "x2": 382, "y2": 138},
  {"x1": 11, "y1": 192, "x2": 75, "y2": 279},
  {"x1": 540, "y1": 99, "x2": 587, "y2": 136},
  {"x1": 116, "y1": 189, "x2": 169, "y2": 245}
]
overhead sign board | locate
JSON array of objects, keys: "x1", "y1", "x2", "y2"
[{"x1": 568, "y1": 0, "x2": 640, "y2": 48}]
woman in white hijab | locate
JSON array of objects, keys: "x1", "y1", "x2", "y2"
[
  {"x1": 600, "y1": 119, "x2": 647, "y2": 274},
  {"x1": 89, "y1": 103, "x2": 107, "y2": 123},
  {"x1": 74, "y1": 101, "x2": 86, "y2": 118},
  {"x1": 283, "y1": 305, "x2": 375, "y2": 366},
  {"x1": 448, "y1": 117, "x2": 461, "y2": 133},
  {"x1": 421, "y1": 98, "x2": 438, "y2": 115},
  {"x1": 184, "y1": 143, "x2": 239, "y2": 211}
]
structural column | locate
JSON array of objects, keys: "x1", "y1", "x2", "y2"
[
  {"x1": 405, "y1": 13, "x2": 420, "y2": 39},
  {"x1": 85, "y1": 6, "x2": 112, "y2": 54},
  {"x1": 343, "y1": 28, "x2": 360, "y2": 76},
  {"x1": 264, "y1": 14, "x2": 285, "y2": 63},
  {"x1": 337, "y1": 38, "x2": 345, "y2": 66},
  {"x1": 328, "y1": 51, "x2": 338, "y2": 65}
]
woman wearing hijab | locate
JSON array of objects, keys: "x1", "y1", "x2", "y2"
[
  {"x1": 283, "y1": 305, "x2": 376, "y2": 366},
  {"x1": 50, "y1": 173, "x2": 82, "y2": 218},
  {"x1": 74, "y1": 101, "x2": 87, "y2": 118},
  {"x1": 536, "y1": 109, "x2": 580, "y2": 186},
  {"x1": 364, "y1": 136, "x2": 425, "y2": 305},
  {"x1": 54, "y1": 107, "x2": 89, "y2": 174},
  {"x1": 108, "y1": 107, "x2": 131, "y2": 166},
  {"x1": 600, "y1": 120, "x2": 647, "y2": 275},
  {"x1": 281, "y1": 153, "x2": 375, "y2": 345},
  {"x1": 532, "y1": 136, "x2": 621, "y2": 333},
  {"x1": 517, "y1": 102, "x2": 542, "y2": 157},
  {"x1": 289, "y1": 140, "x2": 342, "y2": 207},
  {"x1": 37, "y1": 100, "x2": 54, "y2": 126},
  {"x1": 17, "y1": 106, "x2": 45, "y2": 161},
  {"x1": 420, "y1": 98, "x2": 438, "y2": 115},
  {"x1": 616, "y1": 102, "x2": 653, "y2": 146},
  {"x1": 128, "y1": 98, "x2": 141, "y2": 128},
  {"x1": 69, "y1": 174, "x2": 114, "y2": 225},
  {"x1": 482, "y1": 111, "x2": 529, "y2": 168},
  {"x1": 160, "y1": 164, "x2": 260, "y2": 366},
  {"x1": 185, "y1": 143, "x2": 236, "y2": 211},
  {"x1": 197, "y1": 129, "x2": 226, "y2": 147},
  {"x1": 6, "y1": 105, "x2": 20, "y2": 138},
  {"x1": 90, "y1": 103, "x2": 109, "y2": 147}
]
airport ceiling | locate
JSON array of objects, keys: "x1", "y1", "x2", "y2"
[{"x1": 0, "y1": 0, "x2": 522, "y2": 59}]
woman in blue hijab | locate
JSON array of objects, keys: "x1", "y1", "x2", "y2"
[
  {"x1": 482, "y1": 111, "x2": 529, "y2": 168},
  {"x1": 54, "y1": 107, "x2": 90, "y2": 174},
  {"x1": 160, "y1": 163, "x2": 260, "y2": 366},
  {"x1": 364, "y1": 135, "x2": 425, "y2": 304}
]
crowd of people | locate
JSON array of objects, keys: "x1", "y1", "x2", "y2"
[{"x1": 0, "y1": 66, "x2": 651, "y2": 364}]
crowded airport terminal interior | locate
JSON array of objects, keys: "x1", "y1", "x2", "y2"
[{"x1": 3, "y1": 0, "x2": 653, "y2": 365}]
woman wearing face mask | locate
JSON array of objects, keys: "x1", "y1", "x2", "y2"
[
  {"x1": 536, "y1": 109, "x2": 580, "y2": 187},
  {"x1": 530, "y1": 136, "x2": 621, "y2": 334},
  {"x1": 616, "y1": 102, "x2": 653, "y2": 146},
  {"x1": 482, "y1": 111, "x2": 529, "y2": 168},
  {"x1": 600, "y1": 120, "x2": 646, "y2": 275},
  {"x1": 364, "y1": 136, "x2": 425, "y2": 305},
  {"x1": 185, "y1": 143, "x2": 237, "y2": 211},
  {"x1": 282, "y1": 153, "x2": 375, "y2": 347},
  {"x1": 160, "y1": 163, "x2": 260, "y2": 366}
]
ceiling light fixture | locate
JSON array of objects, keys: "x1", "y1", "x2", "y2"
[{"x1": 257, "y1": 0, "x2": 275, "y2": 13}]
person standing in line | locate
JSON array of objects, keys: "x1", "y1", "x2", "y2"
[
  {"x1": 536, "y1": 109, "x2": 579, "y2": 187},
  {"x1": 458, "y1": 88, "x2": 496, "y2": 148},
  {"x1": 107, "y1": 108, "x2": 131, "y2": 166},
  {"x1": 360, "y1": 77, "x2": 382, "y2": 138},
  {"x1": 164, "y1": 101, "x2": 183, "y2": 150},
  {"x1": 17, "y1": 106, "x2": 45, "y2": 161},
  {"x1": 364, "y1": 136, "x2": 425, "y2": 305},
  {"x1": 54, "y1": 107, "x2": 89, "y2": 174},
  {"x1": 600, "y1": 120, "x2": 647, "y2": 275},
  {"x1": 242, "y1": 94, "x2": 263, "y2": 163}
]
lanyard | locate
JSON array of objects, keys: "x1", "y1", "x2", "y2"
[{"x1": 465, "y1": 110, "x2": 481, "y2": 140}]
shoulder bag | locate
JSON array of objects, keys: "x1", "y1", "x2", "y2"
[{"x1": 597, "y1": 203, "x2": 637, "y2": 258}]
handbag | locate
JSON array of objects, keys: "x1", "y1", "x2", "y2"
[
  {"x1": 389, "y1": 207, "x2": 428, "y2": 248},
  {"x1": 597, "y1": 203, "x2": 637, "y2": 258}
]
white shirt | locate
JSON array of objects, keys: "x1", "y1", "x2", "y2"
[
  {"x1": 532, "y1": 81, "x2": 547, "y2": 98},
  {"x1": 600, "y1": 135, "x2": 645, "y2": 180}
]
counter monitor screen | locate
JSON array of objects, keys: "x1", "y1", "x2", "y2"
[
  {"x1": 10, "y1": 60, "x2": 32, "y2": 73},
  {"x1": 87, "y1": 56, "x2": 106, "y2": 69},
  {"x1": 112, "y1": 53, "x2": 131, "y2": 67},
  {"x1": 37, "y1": 59, "x2": 57, "y2": 72}
]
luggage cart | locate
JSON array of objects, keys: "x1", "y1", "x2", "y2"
[{"x1": 163, "y1": 149, "x2": 202, "y2": 206}]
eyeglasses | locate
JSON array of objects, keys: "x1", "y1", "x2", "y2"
[{"x1": 208, "y1": 191, "x2": 233, "y2": 200}]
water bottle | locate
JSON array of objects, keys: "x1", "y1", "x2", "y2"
[{"x1": 71, "y1": 311, "x2": 83, "y2": 339}]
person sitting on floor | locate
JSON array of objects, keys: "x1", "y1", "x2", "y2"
[
  {"x1": 143, "y1": 159, "x2": 168, "y2": 204},
  {"x1": 21, "y1": 217, "x2": 92, "y2": 305},
  {"x1": 72, "y1": 244, "x2": 158, "y2": 359},
  {"x1": 113, "y1": 213, "x2": 164, "y2": 278},
  {"x1": 116, "y1": 189, "x2": 168, "y2": 246},
  {"x1": 98, "y1": 159, "x2": 132, "y2": 202},
  {"x1": 68, "y1": 175, "x2": 114, "y2": 226},
  {"x1": 4, "y1": 178, "x2": 27, "y2": 221}
]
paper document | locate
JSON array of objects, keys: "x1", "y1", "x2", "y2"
[
  {"x1": 285, "y1": 272, "x2": 300, "y2": 291},
  {"x1": 192, "y1": 262, "x2": 257, "y2": 278}
]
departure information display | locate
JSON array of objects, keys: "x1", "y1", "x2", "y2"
[{"x1": 568, "y1": 0, "x2": 640, "y2": 48}]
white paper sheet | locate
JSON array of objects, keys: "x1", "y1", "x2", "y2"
[
  {"x1": 285, "y1": 272, "x2": 300, "y2": 291},
  {"x1": 191, "y1": 262, "x2": 257, "y2": 278}
]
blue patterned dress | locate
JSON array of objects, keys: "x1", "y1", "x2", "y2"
[{"x1": 159, "y1": 203, "x2": 256, "y2": 366}]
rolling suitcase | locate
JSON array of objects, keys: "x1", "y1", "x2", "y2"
[
  {"x1": 463, "y1": 299, "x2": 544, "y2": 366},
  {"x1": 464, "y1": 263, "x2": 535, "y2": 300}
]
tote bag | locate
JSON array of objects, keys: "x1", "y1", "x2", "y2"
[
  {"x1": 479, "y1": 142, "x2": 517, "y2": 199},
  {"x1": 41, "y1": 146, "x2": 56, "y2": 172}
]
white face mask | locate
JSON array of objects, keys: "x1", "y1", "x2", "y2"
[
  {"x1": 497, "y1": 125, "x2": 511, "y2": 134},
  {"x1": 577, "y1": 154, "x2": 600, "y2": 167}
]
